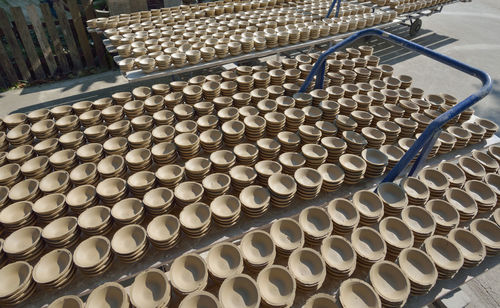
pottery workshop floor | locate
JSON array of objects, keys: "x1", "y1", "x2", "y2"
[{"x1": 1, "y1": 0, "x2": 500, "y2": 307}]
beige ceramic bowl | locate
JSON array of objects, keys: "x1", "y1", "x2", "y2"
[
  {"x1": 86, "y1": 282, "x2": 129, "y2": 308},
  {"x1": 219, "y1": 274, "x2": 260, "y2": 308},
  {"x1": 170, "y1": 253, "x2": 208, "y2": 294},
  {"x1": 320, "y1": 235, "x2": 357, "y2": 276},
  {"x1": 0, "y1": 261, "x2": 33, "y2": 302},
  {"x1": 240, "y1": 230, "x2": 276, "y2": 268},
  {"x1": 78, "y1": 205, "x2": 111, "y2": 232},
  {"x1": 448, "y1": 228, "x2": 486, "y2": 267},
  {"x1": 47, "y1": 295, "x2": 84, "y2": 308},
  {"x1": 469, "y1": 219, "x2": 500, "y2": 255},
  {"x1": 3, "y1": 226, "x2": 42, "y2": 255},
  {"x1": 339, "y1": 278, "x2": 381, "y2": 308},
  {"x1": 257, "y1": 265, "x2": 296, "y2": 307},
  {"x1": 32, "y1": 248, "x2": 73, "y2": 285},
  {"x1": 73, "y1": 236, "x2": 111, "y2": 270},
  {"x1": 7, "y1": 180, "x2": 39, "y2": 205},
  {"x1": 398, "y1": 247, "x2": 438, "y2": 291},
  {"x1": 424, "y1": 235, "x2": 464, "y2": 277},
  {"x1": 288, "y1": 247, "x2": 326, "y2": 290},
  {"x1": 130, "y1": 268, "x2": 171, "y2": 308},
  {"x1": 351, "y1": 227, "x2": 386, "y2": 264},
  {"x1": 303, "y1": 293, "x2": 339, "y2": 308},
  {"x1": 379, "y1": 217, "x2": 414, "y2": 251},
  {"x1": 299, "y1": 206, "x2": 333, "y2": 242},
  {"x1": 207, "y1": 242, "x2": 244, "y2": 280},
  {"x1": 270, "y1": 218, "x2": 304, "y2": 255},
  {"x1": 369, "y1": 261, "x2": 410, "y2": 306},
  {"x1": 42, "y1": 216, "x2": 77, "y2": 242},
  {"x1": 0, "y1": 200, "x2": 33, "y2": 228},
  {"x1": 352, "y1": 190, "x2": 384, "y2": 223},
  {"x1": 376, "y1": 182, "x2": 408, "y2": 213},
  {"x1": 179, "y1": 291, "x2": 221, "y2": 308},
  {"x1": 326, "y1": 199, "x2": 360, "y2": 232}
]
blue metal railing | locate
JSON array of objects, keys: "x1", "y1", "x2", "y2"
[
  {"x1": 325, "y1": 0, "x2": 342, "y2": 19},
  {"x1": 299, "y1": 28, "x2": 492, "y2": 183}
]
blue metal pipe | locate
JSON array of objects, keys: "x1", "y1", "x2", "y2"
[
  {"x1": 325, "y1": 0, "x2": 338, "y2": 19},
  {"x1": 299, "y1": 28, "x2": 493, "y2": 182}
]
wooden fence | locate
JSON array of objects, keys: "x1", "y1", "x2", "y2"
[{"x1": 0, "y1": 0, "x2": 111, "y2": 89}]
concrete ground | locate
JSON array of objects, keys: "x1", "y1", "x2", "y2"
[{"x1": 0, "y1": 0, "x2": 499, "y2": 307}]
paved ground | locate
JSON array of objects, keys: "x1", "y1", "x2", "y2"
[{"x1": 0, "y1": 0, "x2": 499, "y2": 307}]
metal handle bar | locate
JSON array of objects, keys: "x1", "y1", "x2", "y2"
[
  {"x1": 325, "y1": 0, "x2": 342, "y2": 19},
  {"x1": 298, "y1": 28, "x2": 492, "y2": 182}
]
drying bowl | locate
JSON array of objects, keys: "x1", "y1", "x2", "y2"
[
  {"x1": 437, "y1": 162, "x2": 466, "y2": 188},
  {"x1": 111, "y1": 224, "x2": 148, "y2": 262},
  {"x1": 401, "y1": 206, "x2": 436, "y2": 245},
  {"x1": 320, "y1": 235, "x2": 357, "y2": 279},
  {"x1": 206, "y1": 242, "x2": 244, "y2": 281},
  {"x1": 448, "y1": 228, "x2": 486, "y2": 268},
  {"x1": 3, "y1": 226, "x2": 43, "y2": 261},
  {"x1": 288, "y1": 247, "x2": 326, "y2": 291},
  {"x1": 146, "y1": 214, "x2": 180, "y2": 250},
  {"x1": 444, "y1": 188, "x2": 478, "y2": 222},
  {"x1": 219, "y1": 274, "x2": 260, "y2": 308},
  {"x1": 397, "y1": 247, "x2": 438, "y2": 295},
  {"x1": 339, "y1": 278, "x2": 381, "y2": 308},
  {"x1": 72, "y1": 236, "x2": 112, "y2": 275},
  {"x1": 326, "y1": 198, "x2": 360, "y2": 235},
  {"x1": 85, "y1": 282, "x2": 129, "y2": 308},
  {"x1": 303, "y1": 293, "x2": 339, "y2": 308},
  {"x1": 179, "y1": 291, "x2": 221, "y2": 308},
  {"x1": 257, "y1": 265, "x2": 296, "y2": 307},
  {"x1": 240, "y1": 230, "x2": 276, "y2": 270},
  {"x1": 298, "y1": 206, "x2": 333, "y2": 244},
  {"x1": 376, "y1": 182, "x2": 408, "y2": 215},
  {"x1": 369, "y1": 261, "x2": 411, "y2": 307},
  {"x1": 130, "y1": 268, "x2": 171, "y2": 308},
  {"x1": 424, "y1": 235, "x2": 464, "y2": 279},
  {"x1": 425, "y1": 199, "x2": 460, "y2": 235},
  {"x1": 32, "y1": 248, "x2": 74, "y2": 288},
  {"x1": 351, "y1": 227, "x2": 386, "y2": 268},
  {"x1": 169, "y1": 253, "x2": 208, "y2": 294},
  {"x1": 352, "y1": 190, "x2": 384, "y2": 225},
  {"x1": 47, "y1": 295, "x2": 84, "y2": 308},
  {"x1": 469, "y1": 219, "x2": 500, "y2": 256},
  {"x1": 379, "y1": 217, "x2": 414, "y2": 260},
  {"x1": 270, "y1": 218, "x2": 304, "y2": 256},
  {"x1": 0, "y1": 261, "x2": 35, "y2": 306}
]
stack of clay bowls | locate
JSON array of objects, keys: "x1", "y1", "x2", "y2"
[
  {"x1": 96, "y1": 177, "x2": 127, "y2": 206},
  {"x1": 218, "y1": 274, "x2": 260, "y2": 308},
  {"x1": 351, "y1": 227, "x2": 386, "y2": 270},
  {"x1": 472, "y1": 150, "x2": 498, "y2": 173},
  {"x1": 299, "y1": 206, "x2": 332, "y2": 246},
  {"x1": 42, "y1": 216, "x2": 80, "y2": 249},
  {"x1": 339, "y1": 153, "x2": 366, "y2": 184},
  {"x1": 343, "y1": 131, "x2": 367, "y2": 156},
  {"x1": 458, "y1": 156, "x2": 486, "y2": 181},
  {"x1": 317, "y1": 163, "x2": 344, "y2": 192},
  {"x1": 240, "y1": 230, "x2": 276, "y2": 272},
  {"x1": 279, "y1": 152, "x2": 305, "y2": 176},
  {"x1": 73, "y1": 235, "x2": 113, "y2": 275},
  {"x1": 143, "y1": 187, "x2": 174, "y2": 215},
  {"x1": 200, "y1": 129, "x2": 223, "y2": 153},
  {"x1": 210, "y1": 195, "x2": 241, "y2": 228},
  {"x1": 464, "y1": 180, "x2": 496, "y2": 213},
  {"x1": 174, "y1": 133, "x2": 200, "y2": 160},
  {"x1": 179, "y1": 202, "x2": 211, "y2": 238},
  {"x1": 49, "y1": 150, "x2": 78, "y2": 171},
  {"x1": 301, "y1": 144, "x2": 327, "y2": 168},
  {"x1": 103, "y1": 137, "x2": 128, "y2": 156},
  {"x1": 233, "y1": 144, "x2": 259, "y2": 166},
  {"x1": 21, "y1": 156, "x2": 51, "y2": 180},
  {"x1": 417, "y1": 168, "x2": 449, "y2": 199},
  {"x1": 239, "y1": 185, "x2": 270, "y2": 218},
  {"x1": 125, "y1": 148, "x2": 152, "y2": 172},
  {"x1": 288, "y1": 247, "x2": 326, "y2": 292},
  {"x1": 448, "y1": 228, "x2": 486, "y2": 268},
  {"x1": 254, "y1": 160, "x2": 282, "y2": 186},
  {"x1": 76, "y1": 144, "x2": 104, "y2": 164},
  {"x1": 352, "y1": 190, "x2": 384, "y2": 226},
  {"x1": 269, "y1": 218, "x2": 304, "y2": 257},
  {"x1": 379, "y1": 217, "x2": 414, "y2": 261},
  {"x1": 402, "y1": 206, "x2": 436, "y2": 247},
  {"x1": 0, "y1": 201, "x2": 36, "y2": 232},
  {"x1": 320, "y1": 235, "x2": 357, "y2": 280},
  {"x1": 210, "y1": 150, "x2": 236, "y2": 173},
  {"x1": 402, "y1": 177, "x2": 430, "y2": 206},
  {"x1": 147, "y1": 214, "x2": 179, "y2": 250},
  {"x1": 111, "y1": 198, "x2": 145, "y2": 226},
  {"x1": 361, "y1": 148, "x2": 388, "y2": 178},
  {"x1": 444, "y1": 188, "x2": 478, "y2": 222},
  {"x1": 327, "y1": 199, "x2": 360, "y2": 236},
  {"x1": 151, "y1": 142, "x2": 177, "y2": 165},
  {"x1": 129, "y1": 268, "x2": 171, "y2": 308},
  {"x1": 256, "y1": 139, "x2": 281, "y2": 161},
  {"x1": 184, "y1": 157, "x2": 211, "y2": 183},
  {"x1": 78, "y1": 206, "x2": 112, "y2": 236},
  {"x1": 33, "y1": 248, "x2": 75, "y2": 289},
  {"x1": 379, "y1": 145, "x2": 404, "y2": 171},
  {"x1": 111, "y1": 224, "x2": 148, "y2": 263},
  {"x1": 424, "y1": 235, "x2": 463, "y2": 279},
  {"x1": 66, "y1": 185, "x2": 98, "y2": 214},
  {"x1": 338, "y1": 278, "x2": 381, "y2": 308},
  {"x1": 376, "y1": 182, "x2": 408, "y2": 217},
  {"x1": 170, "y1": 253, "x2": 208, "y2": 295},
  {"x1": 294, "y1": 167, "x2": 322, "y2": 200},
  {"x1": 425, "y1": 199, "x2": 460, "y2": 235},
  {"x1": 206, "y1": 242, "x2": 244, "y2": 282},
  {"x1": 321, "y1": 137, "x2": 347, "y2": 164},
  {"x1": 397, "y1": 247, "x2": 438, "y2": 295},
  {"x1": 86, "y1": 282, "x2": 129, "y2": 307},
  {"x1": 97, "y1": 155, "x2": 126, "y2": 179},
  {"x1": 369, "y1": 261, "x2": 411, "y2": 308},
  {"x1": 268, "y1": 173, "x2": 297, "y2": 208},
  {"x1": 0, "y1": 261, "x2": 36, "y2": 306},
  {"x1": 257, "y1": 265, "x2": 296, "y2": 308},
  {"x1": 3, "y1": 226, "x2": 44, "y2": 262},
  {"x1": 469, "y1": 219, "x2": 500, "y2": 256},
  {"x1": 438, "y1": 162, "x2": 466, "y2": 188}
]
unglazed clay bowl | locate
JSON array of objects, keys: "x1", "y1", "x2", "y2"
[
  {"x1": 425, "y1": 199, "x2": 460, "y2": 230},
  {"x1": 302, "y1": 293, "x2": 339, "y2": 308},
  {"x1": 339, "y1": 278, "x2": 381, "y2": 308},
  {"x1": 288, "y1": 247, "x2": 326, "y2": 288},
  {"x1": 268, "y1": 173, "x2": 297, "y2": 196},
  {"x1": 32, "y1": 193, "x2": 65, "y2": 216},
  {"x1": 369, "y1": 261, "x2": 410, "y2": 305},
  {"x1": 219, "y1": 274, "x2": 260, "y2": 308},
  {"x1": 0, "y1": 261, "x2": 33, "y2": 299},
  {"x1": 398, "y1": 247, "x2": 438, "y2": 288},
  {"x1": 42, "y1": 216, "x2": 77, "y2": 242},
  {"x1": 179, "y1": 291, "x2": 221, "y2": 308},
  {"x1": 448, "y1": 228, "x2": 486, "y2": 266},
  {"x1": 424, "y1": 236, "x2": 464, "y2": 273},
  {"x1": 299, "y1": 206, "x2": 333, "y2": 240},
  {"x1": 73, "y1": 236, "x2": 111, "y2": 269},
  {"x1": 376, "y1": 182, "x2": 408, "y2": 210},
  {"x1": 78, "y1": 206, "x2": 111, "y2": 231},
  {"x1": 469, "y1": 219, "x2": 500, "y2": 254},
  {"x1": 170, "y1": 253, "x2": 208, "y2": 294},
  {"x1": 379, "y1": 217, "x2": 414, "y2": 250},
  {"x1": 270, "y1": 218, "x2": 304, "y2": 254},
  {"x1": 351, "y1": 227, "x2": 386, "y2": 262},
  {"x1": 257, "y1": 265, "x2": 295, "y2": 307},
  {"x1": 111, "y1": 224, "x2": 147, "y2": 256},
  {"x1": 86, "y1": 282, "x2": 129, "y2": 308},
  {"x1": 32, "y1": 248, "x2": 72, "y2": 284},
  {"x1": 111, "y1": 198, "x2": 144, "y2": 223},
  {"x1": 352, "y1": 190, "x2": 384, "y2": 221},
  {"x1": 3, "y1": 226, "x2": 42, "y2": 255},
  {"x1": 240, "y1": 230, "x2": 276, "y2": 267},
  {"x1": 320, "y1": 235, "x2": 356, "y2": 273},
  {"x1": 326, "y1": 198, "x2": 360, "y2": 230},
  {"x1": 0, "y1": 201, "x2": 33, "y2": 226},
  {"x1": 130, "y1": 268, "x2": 171, "y2": 308},
  {"x1": 47, "y1": 295, "x2": 84, "y2": 308},
  {"x1": 207, "y1": 242, "x2": 244, "y2": 280}
]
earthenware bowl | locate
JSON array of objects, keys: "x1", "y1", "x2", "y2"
[
  {"x1": 170, "y1": 253, "x2": 208, "y2": 294},
  {"x1": 423, "y1": 235, "x2": 464, "y2": 279},
  {"x1": 219, "y1": 274, "x2": 260, "y2": 308},
  {"x1": 86, "y1": 282, "x2": 129, "y2": 308},
  {"x1": 369, "y1": 261, "x2": 410, "y2": 307},
  {"x1": 130, "y1": 268, "x2": 171, "y2": 308},
  {"x1": 207, "y1": 242, "x2": 244, "y2": 281},
  {"x1": 257, "y1": 265, "x2": 295, "y2": 307},
  {"x1": 339, "y1": 278, "x2": 381, "y2": 308}
]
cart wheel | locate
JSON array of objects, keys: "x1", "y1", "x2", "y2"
[{"x1": 410, "y1": 18, "x2": 422, "y2": 36}]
